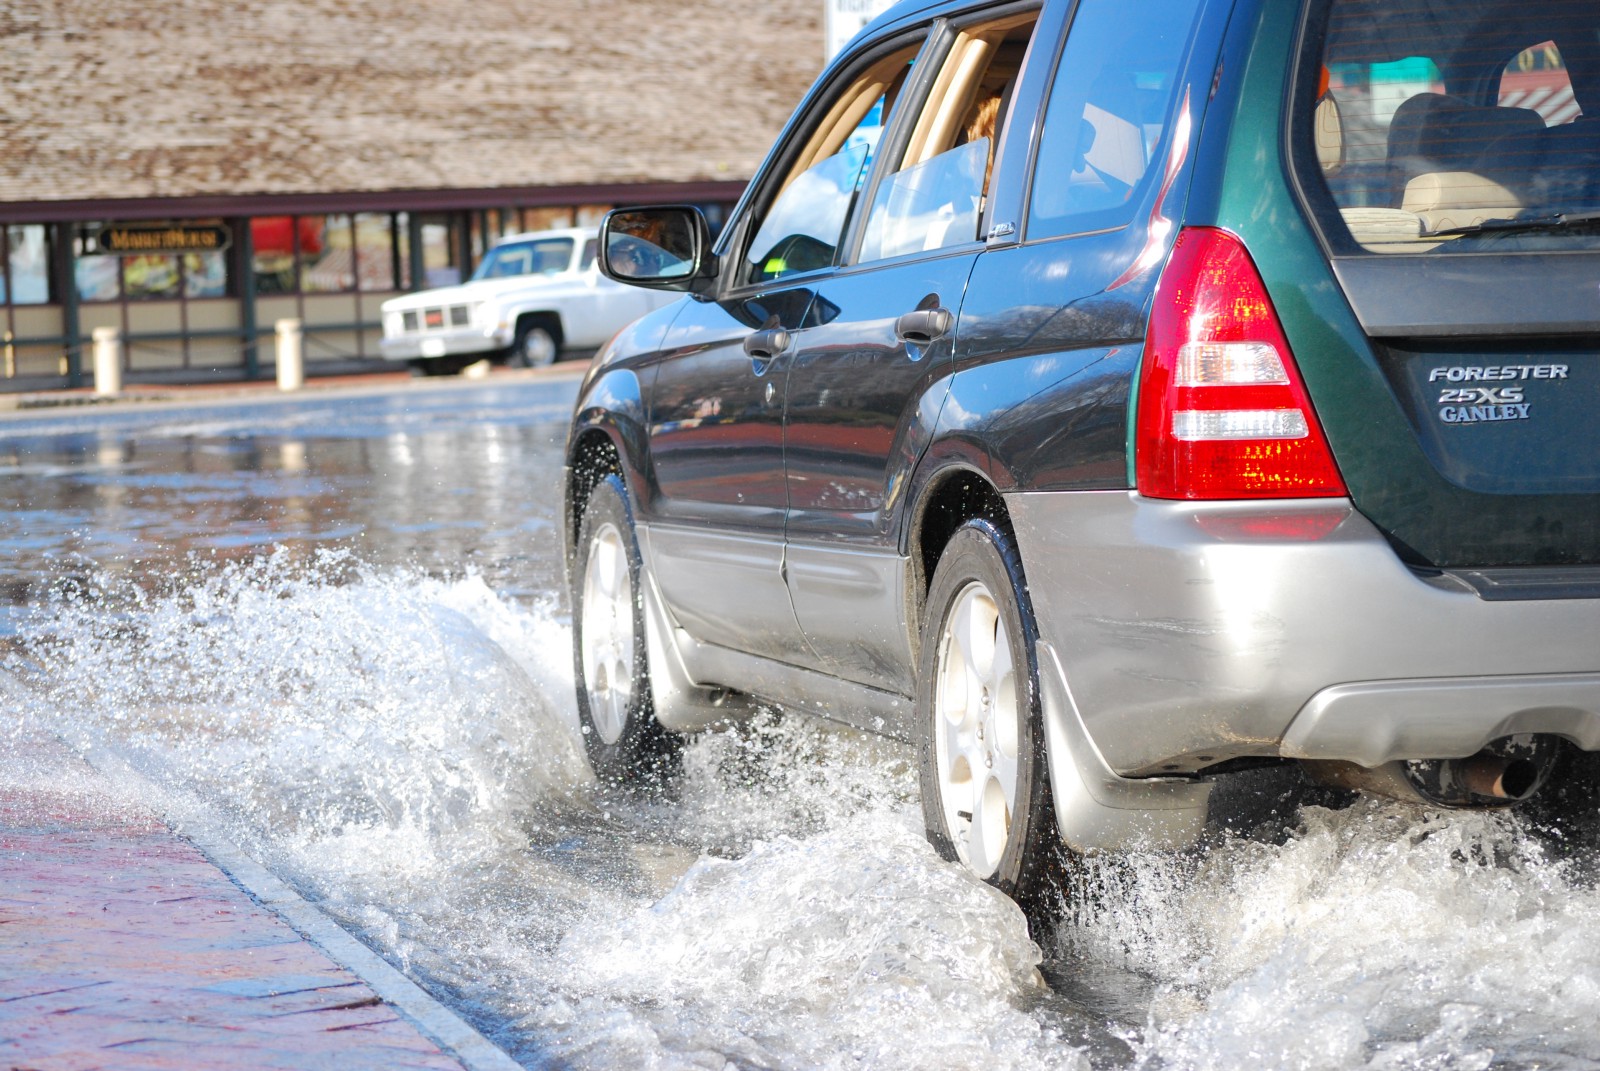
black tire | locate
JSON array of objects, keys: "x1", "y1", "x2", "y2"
[
  {"x1": 918, "y1": 518, "x2": 1067, "y2": 916},
  {"x1": 411, "y1": 355, "x2": 468, "y2": 377},
  {"x1": 509, "y1": 322, "x2": 559, "y2": 368},
  {"x1": 572, "y1": 474, "x2": 679, "y2": 782}
]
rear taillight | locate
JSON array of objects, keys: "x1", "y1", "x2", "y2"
[{"x1": 1135, "y1": 227, "x2": 1346, "y2": 500}]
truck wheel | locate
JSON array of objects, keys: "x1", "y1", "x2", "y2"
[
  {"x1": 511, "y1": 324, "x2": 559, "y2": 368},
  {"x1": 573, "y1": 474, "x2": 678, "y2": 782},
  {"x1": 918, "y1": 518, "x2": 1066, "y2": 914}
]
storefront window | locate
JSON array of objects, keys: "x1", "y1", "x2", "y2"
[
  {"x1": 302, "y1": 214, "x2": 355, "y2": 292},
  {"x1": 75, "y1": 229, "x2": 121, "y2": 302},
  {"x1": 420, "y1": 216, "x2": 461, "y2": 287},
  {"x1": 5, "y1": 226, "x2": 50, "y2": 305},
  {"x1": 184, "y1": 252, "x2": 228, "y2": 298},
  {"x1": 69, "y1": 221, "x2": 234, "y2": 304},
  {"x1": 252, "y1": 216, "x2": 301, "y2": 294},
  {"x1": 123, "y1": 254, "x2": 181, "y2": 300},
  {"x1": 354, "y1": 213, "x2": 396, "y2": 291}
]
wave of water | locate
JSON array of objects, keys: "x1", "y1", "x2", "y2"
[{"x1": 9, "y1": 553, "x2": 1600, "y2": 1070}]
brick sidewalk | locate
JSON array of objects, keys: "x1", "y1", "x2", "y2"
[{"x1": 0, "y1": 738, "x2": 469, "y2": 1071}]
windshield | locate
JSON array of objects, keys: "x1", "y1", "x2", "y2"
[
  {"x1": 472, "y1": 238, "x2": 576, "y2": 280},
  {"x1": 1304, "y1": 0, "x2": 1600, "y2": 253}
]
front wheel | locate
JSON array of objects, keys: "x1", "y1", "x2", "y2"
[
  {"x1": 572, "y1": 474, "x2": 677, "y2": 782},
  {"x1": 510, "y1": 323, "x2": 559, "y2": 368},
  {"x1": 918, "y1": 519, "x2": 1065, "y2": 912}
]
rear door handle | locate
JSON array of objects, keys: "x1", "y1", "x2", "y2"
[
  {"x1": 895, "y1": 307, "x2": 953, "y2": 345},
  {"x1": 742, "y1": 327, "x2": 791, "y2": 361}
]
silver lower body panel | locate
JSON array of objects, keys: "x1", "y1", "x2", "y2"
[{"x1": 1008, "y1": 490, "x2": 1600, "y2": 775}]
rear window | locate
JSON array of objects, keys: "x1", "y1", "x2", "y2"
[{"x1": 1302, "y1": 0, "x2": 1600, "y2": 254}]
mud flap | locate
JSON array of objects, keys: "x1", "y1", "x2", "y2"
[
  {"x1": 1036, "y1": 640, "x2": 1212, "y2": 853},
  {"x1": 640, "y1": 561, "x2": 760, "y2": 733}
]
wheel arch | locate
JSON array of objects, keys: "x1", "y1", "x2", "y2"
[
  {"x1": 907, "y1": 462, "x2": 1014, "y2": 602},
  {"x1": 565, "y1": 368, "x2": 652, "y2": 581},
  {"x1": 512, "y1": 310, "x2": 564, "y2": 349}
]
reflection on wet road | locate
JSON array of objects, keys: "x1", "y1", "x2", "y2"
[{"x1": 6, "y1": 374, "x2": 1600, "y2": 1070}]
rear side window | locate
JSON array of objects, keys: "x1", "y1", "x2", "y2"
[
  {"x1": 1025, "y1": 0, "x2": 1205, "y2": 241},
  {"x1": 1305, "y1": 0, "x2": 1600, "y2": 254},
  {"x1": 858, "y1": 11, "x2": 1040, "y2": 261}
]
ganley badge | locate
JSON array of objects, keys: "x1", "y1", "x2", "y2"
[{"x1": 1429, "y1": 363, "x2": 1568, "y2": 424}]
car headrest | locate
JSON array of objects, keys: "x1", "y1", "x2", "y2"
[{"x1": 1315, "y1": 94, "x2": 1344, "y2": 173}]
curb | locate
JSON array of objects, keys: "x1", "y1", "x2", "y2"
[{"x1": 82, "y1": 745, "x2": 524, "y2": 1071}]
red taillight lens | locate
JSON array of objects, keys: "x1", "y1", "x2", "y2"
[{"x1": 1135, "y1": 227, "x2": 1347, "y2": 500}]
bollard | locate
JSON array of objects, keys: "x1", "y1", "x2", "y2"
[
  {"x1": 92, "y1": 326, "x2": 122, "y2": 396},
  {"x1": 275, "y1": 318, "x2": 304, "y2": 392}
]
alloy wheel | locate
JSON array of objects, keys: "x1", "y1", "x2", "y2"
[
  {"x1": 932, "y1": 579, "x2": 1020, "y2": 879},
  {"x1": 580, "y1": 521, "x2": 634, "y2": 745}
]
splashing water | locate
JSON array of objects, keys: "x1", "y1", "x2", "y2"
[
  {"x1": 1059, "y1": 800, "x2": 1600, "y2": 1071},
  {"x1": 9, "y1": 551, "x2": 1600, "y2": 1070},
  {"x1": 4, "y1": 552, "x2": 1076, "y2": 1068}
]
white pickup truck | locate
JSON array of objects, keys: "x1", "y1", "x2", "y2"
[{"x1": 378, "y1": 227, "x2": 674, "y2": 375}]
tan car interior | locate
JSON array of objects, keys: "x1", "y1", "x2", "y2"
[{"x1": 1316, "y1": 85, "x2": 1542, "y2": 249}]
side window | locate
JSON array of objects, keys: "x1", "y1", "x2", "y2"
[
  {"x1": 1499, "y1": 41, "x2": 1581, "y2": 127},
  {"x1": 1025, "y1": 0, "x2": 1204, "y2": 241},
  {"x1": 742, "y1": 42, "x2": 921, "y2": 285},
  {"x1": 859, "y1": 13, "x2": 1039, "y2": 262}
]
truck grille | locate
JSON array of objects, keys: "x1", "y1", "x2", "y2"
[{"x1": 398, "y1": 305, "x2": 472, "y2": 335}]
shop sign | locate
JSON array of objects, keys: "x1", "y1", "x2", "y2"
[{"x1": 94, "y1": 223, "x2": 232, "y2": 255}]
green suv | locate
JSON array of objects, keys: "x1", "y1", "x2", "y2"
[{"x1": 566, "y1": 0, "x2": 1600, "y2": 908}]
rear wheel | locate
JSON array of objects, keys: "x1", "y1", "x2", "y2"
[
  {"x1": 919, "y1": 519, "x2": 1066, "y2": 913},
  {"x1": 573, "y1": 474, "x2": 677, "y2": 781}
]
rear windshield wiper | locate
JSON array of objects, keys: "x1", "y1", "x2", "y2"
[{"x1": 1423, "y1": 209, "x2": 1600, "y2": 239}]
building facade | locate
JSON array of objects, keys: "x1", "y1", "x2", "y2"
[{"x1": 0, "y1": 0, "x2": 825, "y2": 390}]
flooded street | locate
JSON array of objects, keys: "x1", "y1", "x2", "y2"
[{"x1": 6, "y1": 373, "x2": 1600, "y2": 1070}]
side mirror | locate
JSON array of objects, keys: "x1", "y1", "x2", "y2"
[{"x1": 599, "y1": 206, "x2": 717, "y2": 293}]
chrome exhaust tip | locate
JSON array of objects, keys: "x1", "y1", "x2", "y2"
[{"x1": 1304, "y1": 735, "x2": 1560, "y2": 808}]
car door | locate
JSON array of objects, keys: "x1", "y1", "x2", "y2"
[
  {"x1": 782, "y1": 7, "x2": 1049, "y2": 698},
  {"x1": 951, "y1": 0, "x2": 1217, "y2": 495},
  {"x1": 641, "y1": 33, "x2": 928, "y2": 666}
]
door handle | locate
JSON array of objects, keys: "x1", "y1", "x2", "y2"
[
  {"x1": 895, "y1": 307, "x2": 953, "y2": 345},
  {"x1": 742, "y1": 327, "x2": 791, "y2": 360}
]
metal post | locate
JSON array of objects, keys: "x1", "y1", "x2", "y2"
[
  {"x1": 59, "y1": 224, "x2": 83, "y2": 387},
  {"x1": 237, "y1": 215, "x2": 260, "y2": 379},
  {"x1": 275, "y1": 318, "x2": 303, "y2": 391},
  {"x1": 92, "y1": 326, "x2": 122, "y2": 396}
]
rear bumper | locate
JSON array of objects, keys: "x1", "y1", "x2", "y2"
[{"x1": 1008, "y1": 490, "x2": 1600, "y2": 775}]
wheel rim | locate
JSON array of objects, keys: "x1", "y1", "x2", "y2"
[
  {"x1": 520, "y1": 328, "x2": 557, "y2": 367},
  {"x1": 580, "y1": 521, "x2": 634, "y2": 745},
  {"x1": 933, "y1": 579, "x2": 1020, "y2": 880}
]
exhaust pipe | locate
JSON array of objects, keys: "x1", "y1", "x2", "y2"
[
  {"x1": 1305, "y1": 734, "x2": 1559, "y2": 808},
  {"x1": 1458, "y1": 753, "x2": 1543, "y2": 801}
]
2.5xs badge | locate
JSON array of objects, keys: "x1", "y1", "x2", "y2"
[{"x1": 1429, "y1": 363, "x2": 1568, "y2": 424}]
